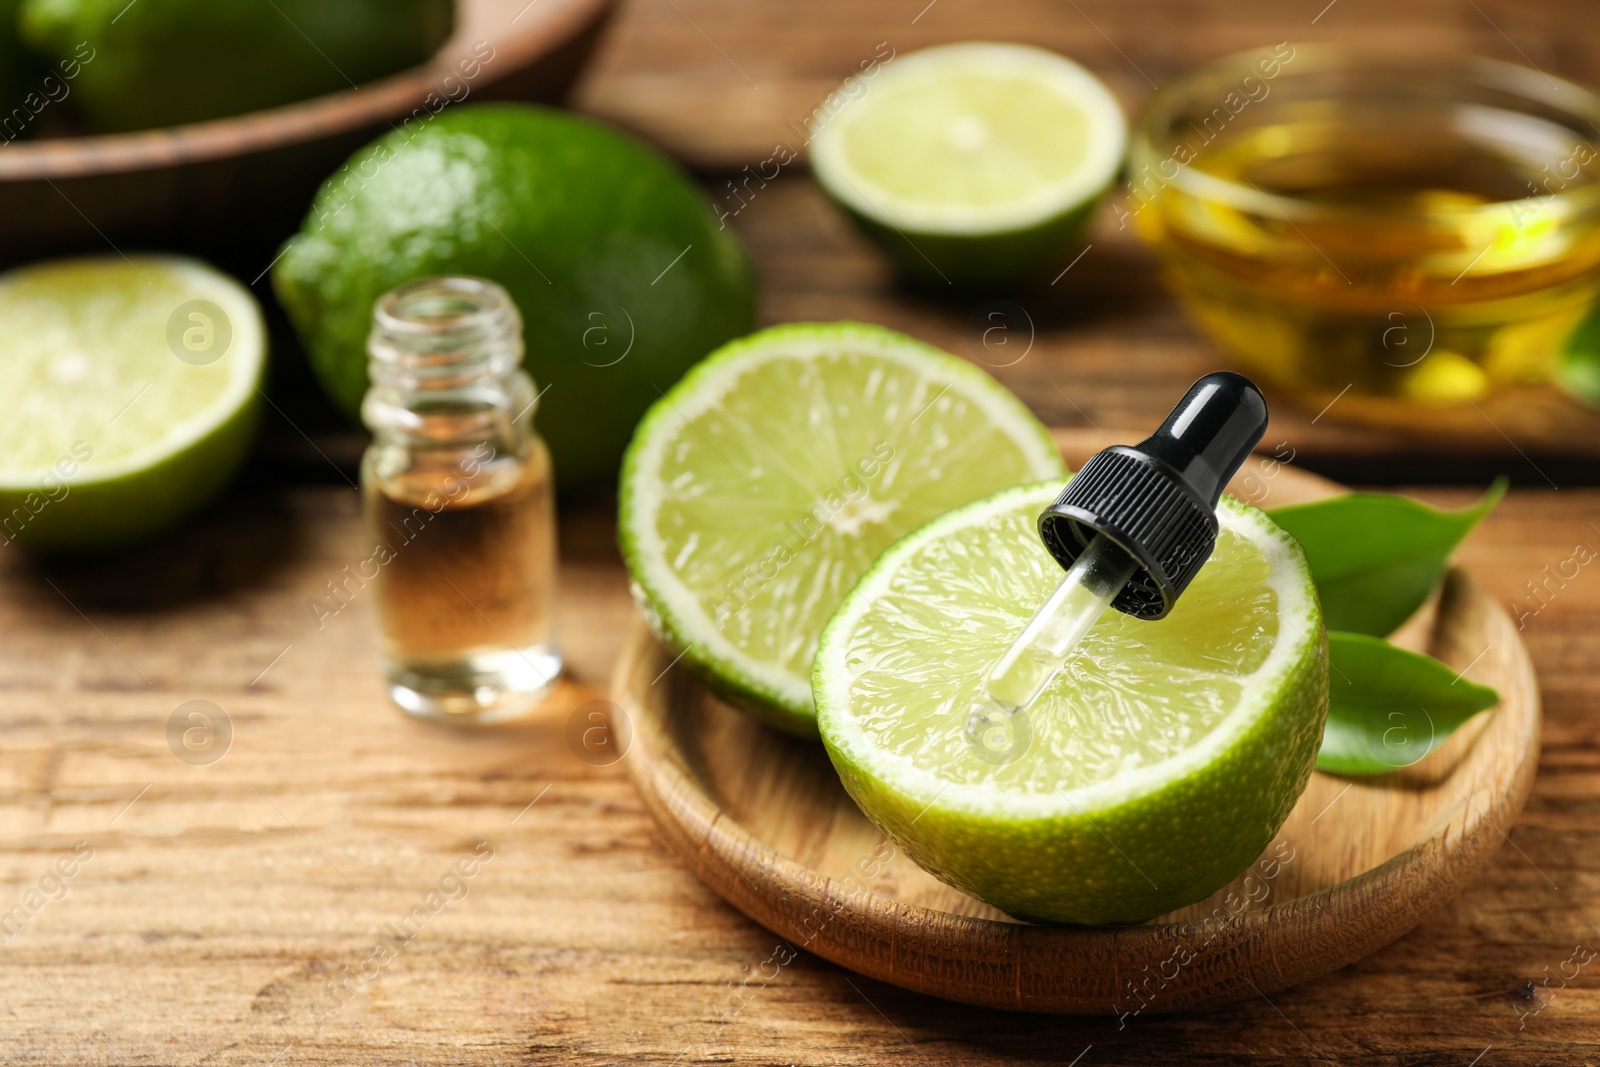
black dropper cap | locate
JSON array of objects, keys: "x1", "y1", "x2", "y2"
[{"x1": 1037, "y1": 372, "x2": 1269, "y2": 620}]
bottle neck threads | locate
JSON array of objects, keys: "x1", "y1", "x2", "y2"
[{"x1": 363, "y1": 276, "x2": 535, "y2": 445}]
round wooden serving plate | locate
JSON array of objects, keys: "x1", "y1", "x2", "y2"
[
  {"x1": 0, "y1": 0, "x2": 614, "y2": 272},
  {"x1": 614, "y1": 457, "x2": 1541, "y2": 1014}
]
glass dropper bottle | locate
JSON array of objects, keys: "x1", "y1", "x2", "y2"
[{"x1": 966, "y1": 372, "x2": 1269, "y2": 763}]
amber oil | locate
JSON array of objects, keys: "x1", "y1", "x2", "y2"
[{"x1": 1131, "y1": 50, "x2": 1600, "y2": 419}]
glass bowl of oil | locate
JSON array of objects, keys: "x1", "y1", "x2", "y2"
[{"x1": 1130, "y1": 45, "x2": 1600, "y2": 428}]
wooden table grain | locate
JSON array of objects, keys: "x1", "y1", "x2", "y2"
[
  {"x1": 1, "y1": 483, "x2": 1596, "y2": 1065},
  {"x1": 5, "y1": 0, "x2": 1600, "y2": 1064}
]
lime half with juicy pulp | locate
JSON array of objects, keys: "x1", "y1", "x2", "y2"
[
  {"x1": 620, "y1": 322, "x2": 1066, "y2": 736},
  {"x1": 810, "y1": 42, "x2": 1126, "y2": 289},
  {"x1": 0, "y1": 256, "x2": 265, "y2": 551},
  {"x1": 815, "y1": 481, "x2": 1327, "y2": 925}
]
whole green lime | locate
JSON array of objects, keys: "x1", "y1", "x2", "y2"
[
  {"x1": 274, "y1": 104, "x2": 759, "y2": 490},
  {"x1": 19, "y1": 0, "x2": 453, "y2": 131}
]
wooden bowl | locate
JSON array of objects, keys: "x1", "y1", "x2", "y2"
[
  {"x1": 0, "y1": 0, "x2": 614, "y2": 274},
  {"x1": 614, "y1": 458, "x2": 1541, "y2": 1014}
]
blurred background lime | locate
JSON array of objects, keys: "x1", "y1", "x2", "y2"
[
  {"x1": 810, "y1": 42, "x2": 1125, "y2": 291},
  {"x1": 18, "y1": 0, "x2": 454, "y2": 131},
  {"x1": 274, "y1": 103, "x2": 759, "y2": 491},
  {"x1": 0, "y1": 255, "x2": 265, "y2": 552}
]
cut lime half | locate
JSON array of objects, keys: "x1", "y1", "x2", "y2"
[
  {"x1": 810, "y1": 42, "x2": 1126, "y2": 289},
  {"x1": 815, "y1": 481, "x2": 1327, "y2": 924},
  {"x1": 619, "y1": 322, "x2": 1066, "y2": 735},
  {"x1": 0, "y1": 256, "x2": 266, "y2": 551}
]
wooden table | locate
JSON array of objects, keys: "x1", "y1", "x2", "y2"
[{"x1": 5, "y1": 1, "x2": 1600, "y2": 1064}]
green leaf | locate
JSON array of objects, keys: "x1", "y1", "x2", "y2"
[
  {"x1": 1558, "y1": 302, "x2": 1600, "y2": 407},
  {"x1": 1316, "y1": 632, "x2": 1500, "y2": 776},
  {"x1": 1269, "y1": 479, "x2": 1506, "y2": 636}
]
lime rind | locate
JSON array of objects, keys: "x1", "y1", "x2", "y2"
[
  {"x1": 2, "y1": 400, "x2": 261, "y2": 552},
  {"x1": 810, "y1": 42, "x2": 1127, "y2": 238},
  {"x1": 813, "y1": 481, "x2": 1328, "y2": 924},
  {"x1": 827, "y1": 642, "x2": 1326, "y2": 924},
  {"x1": 619, "y1": 321, "x2": 1066, "y2": 735}
]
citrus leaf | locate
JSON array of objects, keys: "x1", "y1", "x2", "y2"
[
  {"x1": 1269, "y1": 480, "x2": 1506, "y2": 636},
  {"x1": 1316, "y1": 631, "x2": 1500, "y2": 776},
  {"x1": 1558, "y1": 302, "x2": 1600, "y2": 407}
]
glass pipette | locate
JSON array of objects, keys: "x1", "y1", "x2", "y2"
[{"x1": 964, "y1": 372, "x2": 1270, "y2": 764}]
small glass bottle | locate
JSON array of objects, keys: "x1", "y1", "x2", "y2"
[{"x1": 360, "y1": 275, "x2": 560, "y2": 724}]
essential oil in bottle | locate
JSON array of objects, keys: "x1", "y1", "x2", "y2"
[{"x1": 360, "y1": 276, "x2": 560, "y2": 724}]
